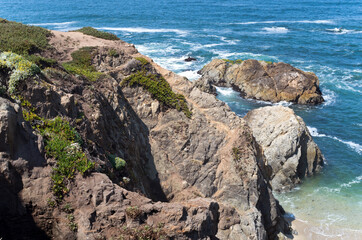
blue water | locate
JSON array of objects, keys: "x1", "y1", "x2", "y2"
[{"x1": 1, "y1": 0, "x2": 361, "y2": 236}]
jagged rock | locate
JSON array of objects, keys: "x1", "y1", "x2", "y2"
[
  {"x1": 195, "y1": 59, "x2": 324, "y2": 105},
  {"x1": 244, "y1": 106, "x2": 324, "y2": 191}
]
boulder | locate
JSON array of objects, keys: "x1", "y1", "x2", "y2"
[
  {"x1": 195, "y1": 59, "x2": 324, "y2": 105},
  {"x1": 244, "y1": 106, "x2": 324, "y2": 191}
]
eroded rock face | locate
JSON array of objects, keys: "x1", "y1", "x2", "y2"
[
  {"x1": 0, "y1": 28, "x2": 326, "y2": 240},
  {"x1": 195, "y1": 59, "x2": 324, "y2": 105},
  {"x1": 244, "y1": 106, "x2": 324, "y2": 191}
]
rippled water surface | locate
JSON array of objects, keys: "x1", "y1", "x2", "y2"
[{"x1": 1, "y1": 0, "x2": 361, "y2": 237}]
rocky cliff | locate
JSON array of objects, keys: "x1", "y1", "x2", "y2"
[
  {"x1": 0, "y1": 20, "x2": 324, "y2": 240},
  {"x1": 194, "y1": 59, "x2": 324, "y2": 105}
]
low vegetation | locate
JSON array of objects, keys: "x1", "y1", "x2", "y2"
[
  {"x1": 108, "y1": 154, "x2": 127, "y2": 170},
  {"x1": 62, "y1": 47, "x2": 104, "y2": 81},
  {"x1": 121, "y1": 58, "x2": 192, "y2": 118},
  {"x1": 73, "y1": 27, "x2": 120, "y2": 40},
  {"x1": 222, "y1": 59, "x2": 243, "y2": 64},
  {"x1": 0, "y1": 18, "x2": 52, "y2": 55},
  {"x1": 21, "y1": 98, "x2": 94, "y2": 200},
  {"x1": 119, "y1": 224, "x2": 166, "y2": 240},
  {"x1": 0, "y1": 52, "x2": 40, "y2": 94}
]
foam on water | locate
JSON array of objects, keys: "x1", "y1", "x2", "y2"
[
  {"x1": 234, "y1": 20, "x2": 334, "y2": 25},
  {"x1": 97, "y1": 27, "x2": 189, "y2": 36},
  {"x1": 179, "y1": 70, "x2": 200, "y2": 81},
  {"x1": 215, "y1": 87, "x2": 237, "y2": 97},
  {"x1": 321, "y1": 89, "x2": 336, "y2": 106},
  {"x1": 30, "y1": 21, "x2": 77, "y2": 26},
  {"x1": 262, "y1": 27, "x2": 289, "y2": 34},
  {"x1": 307, "y1": 126, "x2": 362, "y2": 154}
]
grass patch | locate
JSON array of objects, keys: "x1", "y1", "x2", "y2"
[
  {"x1": 62, "y1": 47, "x2": 103, "y2": 81},
  {"x1": 0, "y1": 18, "x2": 52, "y2": 55},
  {"x1": 120, "y1": 63, "x2": 192, "y2": 118},
  {"x1": 135, "y1": 57, "x2": 149, "y2": 67},
  {"x1": 21, "y1": 98, "x2": 94, "y2": 200},
  {"x1": 72, "y1": 27, "x2": 120, "y2": 40},
  {"x1": 108, "y1": 48, "x2": 119, "y2": 57},
  {"x1": 222, "y1": 59, "x2": 243, "y2": 64}
]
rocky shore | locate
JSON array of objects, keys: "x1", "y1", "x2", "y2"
[
  {"x1": 0, "y1": 20, "x2": 324, "y2": 239},
  {"x1": 194, "y1": 59, "x2": 324, "y2": 105}
]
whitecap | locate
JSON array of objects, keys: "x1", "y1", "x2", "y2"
[
  {"x1": 322, "y1": 89, "x2": 337, "y2": 106},
  {"x1": 234, "y1": 20, "x2": 334, "y2": 25},
  {"x1": 215, "y1": 87, "x2": 237, "y2": 97},
  {"x1": 326, "y1": 28, "x2": 362, "y2": 35},
  {"x1": 30, "y1": 21, "x2": 77, "y2": 26},
  {"x1": 340, "y1": 175, "x2": 362, "y2": 188},
  {"x1": 331, "y1": 137, "x2": 362, "y2": 154},
  {"x1": 179, "y1": 70, "x2": 201, "y2": 81},
  {"x1": 307, "y1": 126, "x2": 327, "y2": 138},
  {"x1": 97, "y1": 27, "x2": 189, "y2": 36},
  {"x1": 307, "y1": 126, "x2": 361, "y2": 154},
  {"x1": 262, "y1": 27, "x2": 289, "y2": 34},
  {"x1": 273, "y1": 101, "x2": 293, "y2": 107}
]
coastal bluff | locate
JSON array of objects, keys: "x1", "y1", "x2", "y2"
[
  {"x1": 194, "y1": 59, "x2": 324, "y2": 105},
  {"x1": 0, "y1": 20, "x2": 323, "y2": 240}
]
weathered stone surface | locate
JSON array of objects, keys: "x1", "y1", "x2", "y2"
[
  {"x1": 195, "y1": 59, "x2": 324, "y2": 105},
  {"x1": 0, "y1": 28, "x2": 326, "y2": 240},
  {"x1": 244, "y1": 106, "x2": 324, "y2": 191}
]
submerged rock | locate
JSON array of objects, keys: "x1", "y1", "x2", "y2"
[
  {"x1": 195, "y1": 59, "x2": 324, "y2": 105},
  {"x1": 244, "y1": 106, "x2": 324, "y2": 191}
]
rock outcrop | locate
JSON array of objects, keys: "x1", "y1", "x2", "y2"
[
  {"x1": 0, "y1": 23, "x2": 325, "y2": 240},
  {"x1": 195, "y1": 59, "x2": 324, "y2": 105},
  {"x1": 244, "y1": 106, "x2": 324, "y2": 191}
]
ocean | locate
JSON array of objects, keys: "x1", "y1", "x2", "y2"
[{"x1": 1, "y1": 0, "x2": 361, "y2": 238}]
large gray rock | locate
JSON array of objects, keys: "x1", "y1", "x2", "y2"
[
  {"x1": 244, "y1": 106, "x2": 324, "y2": 192},
  {"x1": 195, "y1": 59, "x2": 324, "y2": 105}
]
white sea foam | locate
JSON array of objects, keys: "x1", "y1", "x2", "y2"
[
  {"x1": 30, "y1": 21, "x2": 77, "y2": 26},
  {"x1": 215, "y1": 87, "x2": 237, "y2": 97},
  {"x1": 326, "y1": 28, "x2": 362, "y2": 35},
  {"x1": 307, "y1": 126, "x2": 362, "y2": 154},
  {"x1": 262, "y1": 27, "x2": 289, "y2": 34},
  {"x1": 274, "y1": 101, "x2": 293, "y2": 107},
  {"x1": 322, "y1": 89, "x2": 336, "y2": 106},
  {"x1": 340, "y1": 175, "x2": 362, "y2": 188},
  {"x1": 97, "y1": 27, "x2": 189, "y2": 36},
  {"x1": 179, "y1": 70, "x2": 200, "y2": 81},
  {"x1": 234, "y1": 20, "x2": 334, "y2": 25}
]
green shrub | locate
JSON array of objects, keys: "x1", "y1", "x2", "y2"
[
  {"x1": 108, "y1": 48, "x2": 119, "y2": 57},
  {"x1": 135, "y1": 57, "x2": 149, "y2": 67},
  {"x1": 62, "y1": 47, "x2": 103, "y2": 81},
  {"x1": 125, "y1": 206, "x2": 142, "y2": 219},
  {"x1": 108, "y1": 154, "x2": 127, "y2": 170},
  {"x1": 0, "y1": 52, "x2": 40, "y2": 94},
  {"x1": 25, "y1": 55, "x2": 57, "y2": 69},
  {"x1": 222, "y1": 59, "x2": 243, "y2": 64},
  {"x1": 119, "y1": 224, "x2": 166, "y2": 240},
  {"x1": 0, "y1": 18, "x2": 52, "y2": 55},
  {"x1": 121, "y1": 70, "x2": 192, "y2": 118},
  {"x1": 21, "y1": 100, "x2": 94, "y2": 200},
  {"x1": 72, "y1": 27, "x2": 120, "y2": 40}
]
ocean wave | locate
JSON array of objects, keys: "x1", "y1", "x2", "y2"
[
  {"x1": 307, "y1": 126, "x2": 362, "y2": 154},
  {"x1": 340, "y1": 175, "x2": 362, "y2": 188},
  {"x1": 179, "y1": 70, "x2": 200, "y2": 81},
  {"x1": 30, "y1": 21, "x2": 77, "y2": 26},
  {"x1": 97, "y1": 27, "x2": 189, "y2": 36},
  {"x1": 262, "y1": 27, "x2": 289, "y2": 34},
  {"x1": 234, "y1": 20, "x2": 334, "y2": 25},
  {"x1": 215, "y1": 87, "x2": 238, "y2": 97},
  {"x1": 322, "y1": 89, "x2": 337, "y2": 106},
  {"x1": 326, "y1": 28, "x2": 362, "y2": 35}
]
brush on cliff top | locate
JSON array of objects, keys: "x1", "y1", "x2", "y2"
[
  {"x1": 0, "y1": 18, "x2": 53, "y2": 55},
  {"x1": 72, "y1": 27, "x2": 120, "y2": 40}
]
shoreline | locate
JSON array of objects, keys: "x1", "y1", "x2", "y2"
[{"x1": 290, "y1": 217, "x2": 362, "y2": 240}]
